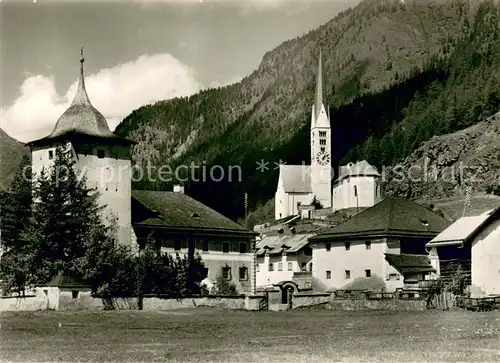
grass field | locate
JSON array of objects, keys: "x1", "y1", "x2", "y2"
[{"x1": 1, "y1": 308, "x2": 499, "y2": 362}]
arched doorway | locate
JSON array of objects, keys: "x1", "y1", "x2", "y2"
[{"x1": 276, "y1": 281, "x2": 298, "y2": 308}]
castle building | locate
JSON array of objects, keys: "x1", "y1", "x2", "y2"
[
  {"x1": 25, "y1": 50, "x2": 258, "y2": 293},
  {"x1": 27, "y1": 49, "x2": 136, "y2": 250},
  {"x1": 274, "y1": 50, "x2": 382, "y2": 221}
]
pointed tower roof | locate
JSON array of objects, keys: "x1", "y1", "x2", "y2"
[
  {"x1": 28, "y1": 48, "x2": 135, "y2": 147},
  {"x1": 314, "y1": 48, "x2": 326, "y2": 121}
]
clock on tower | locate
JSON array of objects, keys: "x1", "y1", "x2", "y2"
[{"x1": 315, "y1": 150, "x2": 330, "y2": 166}]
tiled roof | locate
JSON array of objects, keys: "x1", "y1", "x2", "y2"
[
  {"x1": 278, "y1": 165, "x2": 312, "y2": 193},
  {"x1": 334, "y1": 160, "x2": 380, "y2": 183},
  {"x1": 28, "y1": 55, "x2": 134, "y2": 147},
  {"x1": 256, "y1": 233, "x2": 313, "y2": 256},
  {"x1": 309, "y1": 197, "x2": 451, "y2": 241},
  {"x1": 385, "y1": 253, "x2": 435, "y2": 274},
  {"x1": 132, "y1": 190, "x2": 256, "y2": 235},
  {"x1": 426, "y1": 207, "x2": 500, "y2": 247}
]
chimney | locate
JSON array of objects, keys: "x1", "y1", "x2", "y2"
[{"x1": 173, "y1": 185, "x2": 184, "y2": 193}]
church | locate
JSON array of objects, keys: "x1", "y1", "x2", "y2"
[{"x1": 274, "y1": 51, "x2": 383, "y2": 220}]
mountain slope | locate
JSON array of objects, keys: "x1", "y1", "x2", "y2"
[
  {"x1": 382, "y1": 111, "x2": 500, "y2": 201},
  {"x1": 116, "y1": 0, "x2": 479, "y2": 220},
  {"x1": 0, "y1": 129, "x2": 30, "y2": 191}
]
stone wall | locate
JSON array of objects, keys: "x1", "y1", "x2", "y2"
[
  {"x1": 142, "y1": 296, "x2": 246, "y2": 310},
  {"x1": 327, "y1": 297, "x2": 427, "y2": 311},
  {"x1": 292, "y1": 293, "x2": 330, "y2": 308},
  {"x1": 0, "y1": 295, "x2": 47, "y2": 312},
  {"x1": 1, "y1": 291, "x2": 426, "y2": 312}
]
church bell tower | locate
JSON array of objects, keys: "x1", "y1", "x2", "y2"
[{"x1": 310, "y1": 49, "x2": 332, "y2": 209}]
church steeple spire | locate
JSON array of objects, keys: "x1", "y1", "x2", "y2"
[
  {"x1": 314, "y1": 47, "x2": 326, "y2": 121},
  {"x1": 72, "y1": 47, "x2": 92, "y2": 106}
]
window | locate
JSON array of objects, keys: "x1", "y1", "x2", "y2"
[
  {"x1": 387, "y1": 273, "x2": 399, "y2": 281},
  {"x1": 319, "y1": 138, "x2": 326, "y2": 145},
  {"x1": 72, "y1": 290, "x2": 79, "y2": 299},
  {"x1": 222, "y1": 266, "x2": 231, "y2": 280},
  {"x1": 365, "y1": 269, "x2": 371, "y2": 278},
  {"x1": 97, "y1": 150, "x2": 105, "y2": 159},
  {"x1": 48, "y1": 150, "x2": 54, "y2": 160},
  {"x1": 325, "y1": 242, "x2": 331, "y2": 251},
  {"x1": 278, "y1": 262, "x2": 283, "y2": 271},
  {"x1": 268, "y1": 263, "x2": 274, "y2": 272},
  {"x1": 319, "y1": 131, "x2": 327, "y2": 137},
  {"x1": 256, "y1": 264, "x2": 260, "y2": 272},
  {"x1": 174, "y1": 240, "x2": 181, "y2": 251},
  {"x1": 202, "y1": 240, "x2": 209, "y2": 252},
  {"x1": 365, "y1": 241, "x2": 371, "y2": 250},
  {"x1": 239, "y1": 267, "x2": 248, "y2": 280},
  {"x1": 222, "y1": 241, "x2": 230, "y2": 253},
  {"x1": 326, "y1": 271, "x2": 331, "y2": 279},
  {"x1": 345, "y1": 270, "x2": 351, "y2": 279},
  {"x1": 345, "y1": 242, "x2": 350, "y2": 251},
  {"x1": 287, "y1": 262, "x2": 292, "y2": 271},
  {"x1": 239, "y1": 242, "x2": 247, "y2": 254}
]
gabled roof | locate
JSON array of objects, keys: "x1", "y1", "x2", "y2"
[
  {"x1": 309, "y1": 197, "x2": 451, "y2": 241},
  {"x1": 385, "y1": 253, "x2": 435, "y2": 275},
  {"x1": 334, "y1": 160, "x2": 380, "y2": 183},
  {"x1": 28, "y1": 50, "x2": 134, "y2": 147},
  {"x1": 132, "y1": 190, "x2": 257, "y2": 236},
  {"x1": 256, "y1": 233, "x2": 313, "y2": 256},
  {"x1": 426, "y1": 207, "x2": 500, "y2": 247},
  {"x1": 278, "y1": 165, "x2": 312, "y2": 193}
]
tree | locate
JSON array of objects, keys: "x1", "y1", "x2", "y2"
[
  {"x1": 0, "y1": 155, "x2": 34, "y2": 295},
  {"x1": 27, "y1": 145, "x2": 110, "y2": 284},
  {"x1": 214, "y1": 273, "x2": 238, "y2": 296},
  {"x1": 0, "y1": 155, "x2": 32, "y2": 249}
]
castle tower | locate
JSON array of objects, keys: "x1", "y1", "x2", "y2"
[
  {"x1": 310, "y1": 49, "x2": 332, "y2": 209},
  {"x1": 27, "y1": 48, "x2": 136, "y2": 250}
]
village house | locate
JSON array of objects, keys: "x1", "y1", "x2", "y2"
[
  {"x1": 308, "y1": 197, "x2": 451, "y2": 293},
  {"x1": 384, "y1": 253, "x2": 437, "y2": 290},
  {"x1": 426, "y1": 207, "x2": 500, "y2": 297},
  {"x1": 132, "y1": 188, "x2": 258, "y2": 294},
  {"x1": 254, "y1": 211, "x2": 333, "y2": 291},
  {"x1": 24, "y1": 50, "x2": 257, "y2": 295},
  {"x1": 255, "y1": 233, "x2": 314, "y2": 290}
]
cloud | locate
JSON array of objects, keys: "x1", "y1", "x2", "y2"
[
  {"x1": 1, "y1": 53, "x2": 202, "y2": 143},
  {"x1": 209, "y1": 75, "x2": 243, "y2": 89}
]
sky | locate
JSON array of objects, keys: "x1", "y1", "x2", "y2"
[{"x1": 0, "y1": 0, "x2": 361, "y2": 143}]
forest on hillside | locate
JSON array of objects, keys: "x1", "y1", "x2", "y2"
[{"x1": 115, "y1": 0, "x2": 500, "y2": 223}]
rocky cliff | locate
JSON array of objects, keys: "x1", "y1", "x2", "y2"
[{"x1": 382, "y1": 111, "x2": 500, "y2": 212}]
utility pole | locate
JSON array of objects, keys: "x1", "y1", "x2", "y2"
[
  {"x1": 244, "y1": 192, "x2": 248, "y2": 220},
  {"x1": 462, "y1": 185, "x2": 472, "y2": 218}
]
